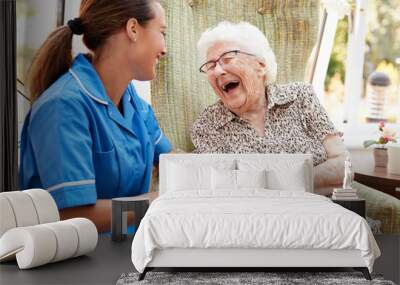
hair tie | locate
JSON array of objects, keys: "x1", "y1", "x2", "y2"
[{"x1": 67, "y1": 18, "x2": 84, "y2": 35}]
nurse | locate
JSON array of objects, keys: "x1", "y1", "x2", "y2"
[{"x1": 19, "y1": 0, "x2": 171, "y2": 231}]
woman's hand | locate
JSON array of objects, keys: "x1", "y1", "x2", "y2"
[{"x1": 314, "y1": 134, "x2": 348, "y2": 196}]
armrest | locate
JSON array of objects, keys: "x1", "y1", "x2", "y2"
[{"x1": 353, "y1": 181, "x2": 400, "y2": 234}]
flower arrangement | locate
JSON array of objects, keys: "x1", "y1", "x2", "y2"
[{"x1": 363, "y1": 121, "x2": 397, "y2": 149}]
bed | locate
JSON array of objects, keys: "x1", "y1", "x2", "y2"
[{"x1": 131, "y1": 154, "x2": 380, "y2": 280}]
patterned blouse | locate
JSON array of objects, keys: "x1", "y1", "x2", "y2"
[{"x1": 191, "y1": 82, "x2": 340, "y2": 166}]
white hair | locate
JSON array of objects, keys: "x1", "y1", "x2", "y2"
[{"x1": 197, "y1": 21, "x2": 277, "y2": 85}]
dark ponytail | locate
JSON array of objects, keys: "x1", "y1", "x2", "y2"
[
  {"x1": 27, "y1": 26, "x2": 73, "y2": 103},
  {"x1": 28, "y1": 0, "x2": 157, "y2": 103}
]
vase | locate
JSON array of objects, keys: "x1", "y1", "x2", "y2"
[
  {"x1": 373, "y1": 148, "x2": 388, "y2": 168},
  {"x1": 388, "y1": 144, "x2": 400, "y2": 175}
]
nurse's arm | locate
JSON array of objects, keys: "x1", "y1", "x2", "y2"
[
  {"x1": 59, "y1": 200, "x2": 134, "y2": 233},
  {"x1": 59, "y1": 165, "x2": 163, "y2": 231},
  {"x1": 149, "y1": 166, "x2": 159, "y2": 192}
]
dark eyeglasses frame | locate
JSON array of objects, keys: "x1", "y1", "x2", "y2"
[{"x1": 199, "y1": 50, "x2": 256, "y2": 73}]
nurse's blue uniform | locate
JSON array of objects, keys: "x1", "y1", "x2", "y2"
[{"x1": 19, "y1": 54, "x2": 172, "y2": 209}]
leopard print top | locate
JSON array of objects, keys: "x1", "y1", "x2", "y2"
[{"x1": 190, "y1": 82, "x2": 341, "y2": 166}]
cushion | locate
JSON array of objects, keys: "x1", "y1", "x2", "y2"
[
  {"x1": 166, "y1": 158, "x2": 236, "y2": 192},
  {"x1": 237, "y1": 169, "x2": 268, "y2": 189},
  {"x1": 211, "y1": 168, "x2": 268, "y2": 190},
  {"x1": 266, "y1": 169, "x2": 306, "y2": 191},
  {"x1": 211, "y1": 168, "x2": 237, "y2": 190},
  {"x1": 168, "y1": 162, "x2": 211, "y2": 191},
  {"x1": 238, "y1": 159, "x2": 307, "y2": 191}
]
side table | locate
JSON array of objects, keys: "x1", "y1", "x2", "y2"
[
  {"x1": 111, "y1": 192, "x2": 158, "y2": 242},
  {"x1": 332, "y1": 199, "x2": 366, "y2": 218},
  {"x1": 354, "y1": 166, "x2": 400, "y2": 199}
]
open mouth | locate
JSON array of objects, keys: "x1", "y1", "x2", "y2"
[{"x1": 221, "y1": 80, "x2": 240, "y2": 93}]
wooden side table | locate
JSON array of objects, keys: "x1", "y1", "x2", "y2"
[
  {"x1": 111, "y1": 192, "x2": 158, "y2": 242},
  {"x1": 354, "y1": 166, "x2": 400, "y2": 199},
  {"x1": 332, "y1": 199, "x2": 366, "y2": 218}
]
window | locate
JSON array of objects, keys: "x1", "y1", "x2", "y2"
[
  {"x1": 311, "y1": 0, "x2": 400, "y2": 148},
  {"x1": 16, "y1": 0, "x2": 65, "y2": 135},
  {"x1": 358, "y1": 0, "x2": 399, "y2": 124}
]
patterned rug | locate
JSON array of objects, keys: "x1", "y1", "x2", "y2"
[{"x1": 117, "y1": 271, "x2": 395, "y2": 285}]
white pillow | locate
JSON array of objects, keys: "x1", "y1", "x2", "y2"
[
  {"x1": 211, "y1": 168, "x2": 236, "y2": 190},
  {"x1": 168, "y1": 162, "x2": 211, "y2": 191},
  {"x1": 236, "y1": 169, "x2": 268, "y2": 189},
  {"x1": 238, "y1": 159, "x2": 307, "y2": 191},
  {"x1": 211, "y1": 168, "x2": 268, "y2": 190},
  {"x1": 266, "y1": 168, "x2": 306, "y2": 191}
]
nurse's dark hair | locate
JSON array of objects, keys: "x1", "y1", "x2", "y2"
[{"x1": 27, "y1": 0, "x2": 158, "y2": 103}]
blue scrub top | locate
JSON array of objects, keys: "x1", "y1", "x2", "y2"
[{"x1": 19, "y1": 54, "x2": 172, "y2": 209}]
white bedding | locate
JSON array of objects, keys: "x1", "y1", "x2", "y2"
[{"x1": 131, "y1": 190, "x2": 380, "y2": 273}]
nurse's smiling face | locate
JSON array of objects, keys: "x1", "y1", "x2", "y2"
[{"x1": 130, "y1": 1, "x2": 167, "y2": 81}]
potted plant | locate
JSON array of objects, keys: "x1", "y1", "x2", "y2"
[{"x1": 363, "y1": 121, "x2": 397, "y2": 167}]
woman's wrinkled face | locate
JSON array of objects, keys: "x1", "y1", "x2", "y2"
[{"x1": 204, "y1": 41, "x2": 266, "y2": 112}]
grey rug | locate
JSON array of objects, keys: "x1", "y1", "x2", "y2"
[{"x1": 117, "y1": 271, "x2": 396, "y2": 285}]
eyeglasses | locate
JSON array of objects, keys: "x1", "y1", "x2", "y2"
[{"x1": 199, "y1": 50, "x2": 255, "y2": 73}]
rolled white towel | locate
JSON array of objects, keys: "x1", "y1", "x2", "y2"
[
  {"x1": 65, "y1": 218, "x2": 98, "y2": 258},
  {"x1": 0, "y1": 196, "x2": 17, "y2": 237},
  {"x1": 42, "y1": 221, "x2": 79, "y2": 262},
  {"x1": 0, "y1": 191, "x2": 39, "y2": 228},
  {"x1": 0, "y1": 189, "x2": 59, "y2": 238},
  {"x1": 23, "y1": 189, "x2": 60, "y2": 224},
  {"x1": 0, "y1": 218, "x2": 98, "y2": 269},
  {"x1": 0, "y1": 225, "x2": 57, "y2": 268}
]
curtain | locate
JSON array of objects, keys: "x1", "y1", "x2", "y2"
[{"x1": 0, "y1": 0, "x2": 18, "y2": 192}]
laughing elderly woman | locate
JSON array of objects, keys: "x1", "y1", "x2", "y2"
[{"x1": 191, "y1": 21, "x2": 347, "y2": 195}]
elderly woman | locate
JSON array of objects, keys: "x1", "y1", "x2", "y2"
[{"x1": 191, "y1": 21, "x2": 347, "y2": 195}]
